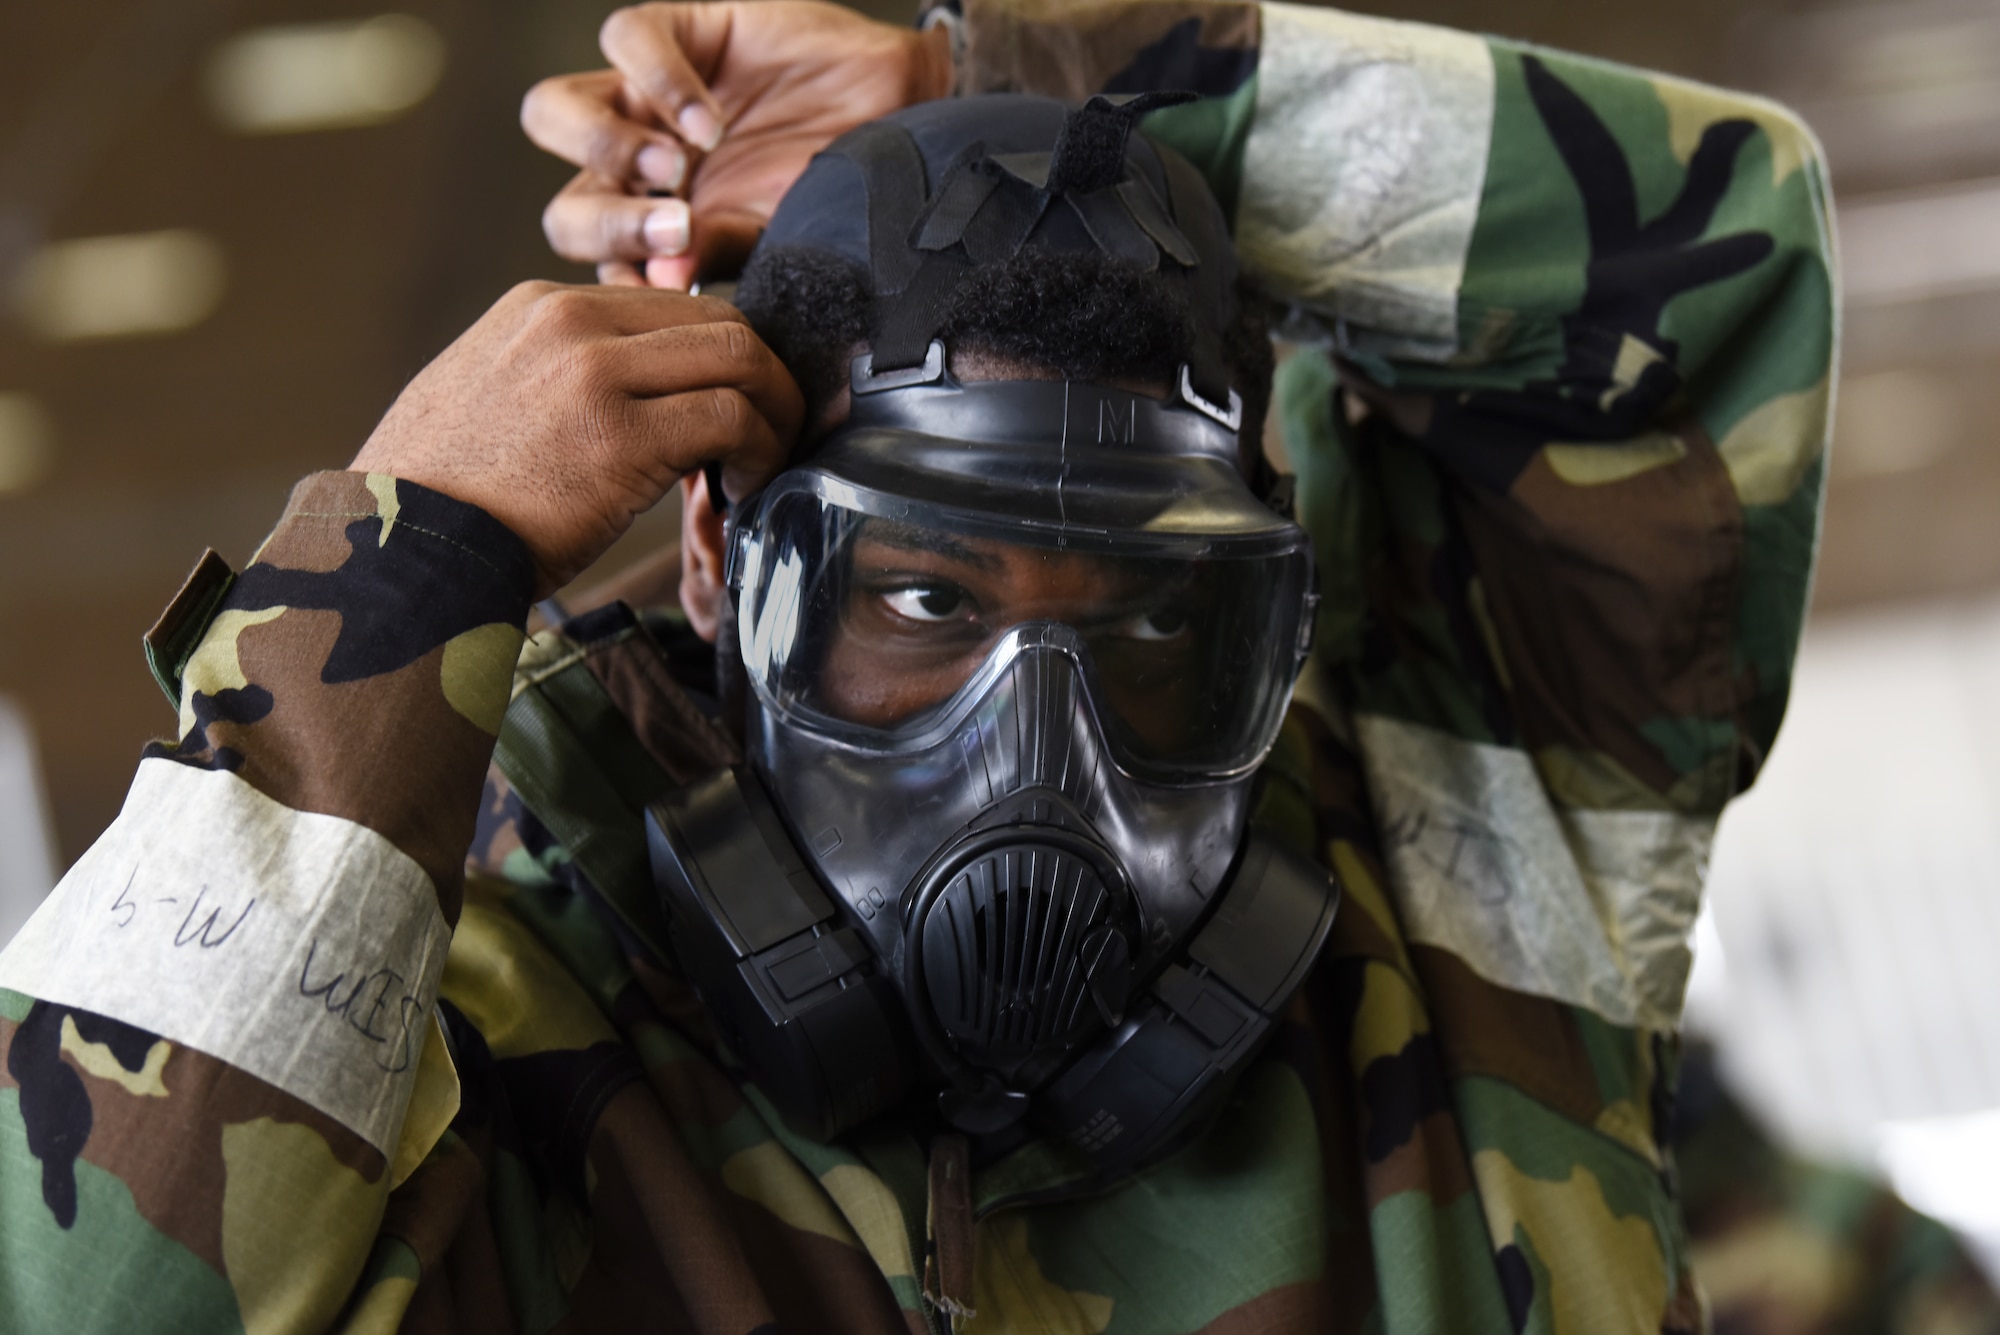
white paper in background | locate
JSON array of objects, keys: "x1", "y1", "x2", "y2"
[
  {"x1": 1701, "y1": 593, "x2": 2000, "y2": 1281},
  {"x1": 0, "y1": 695, "x2": 58, "y2": 948}
]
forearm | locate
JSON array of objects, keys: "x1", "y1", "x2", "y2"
[
  {"x1": 952, "y1": 1, "x2": 1833, "y2": 407},
  {"x1": 946, "y1": 0, "x2": 1835, "y2": 1057},
  {"x1": 952, "y1": 0, "x2": 1835, "y2": 789},
  {"x1": 0, "y1": 472, "x2": 531, "y2": 1330}
]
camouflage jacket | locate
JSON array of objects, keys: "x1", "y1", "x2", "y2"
[
  {"x1": 0, "y1": 3, "x2": 1846, "y2": 1332},
  {"x1": 1671, "y1": 1043, "x2": 2000, "y2": 1334}
]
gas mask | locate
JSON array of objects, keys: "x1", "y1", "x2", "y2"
[
  {"x1": 643, "y1": 92, "x2": 1340, "y2": 1176},
  {"x1": 645, "y1": 348, "x2": 1338, "y2": 1173}
]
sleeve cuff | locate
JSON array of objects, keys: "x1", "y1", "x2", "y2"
[{"x1": 144, "y1": 471, "x2": 537, "y2": 911}]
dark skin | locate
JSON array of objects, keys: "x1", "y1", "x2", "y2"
[
  {"x1": 514, "y1": 1, "x2": 1260, "y2": 672},
  {"x1": 679, "y1": 347, "x2": 1177, "y2": 636},
  {"x1": 816, "y1": 521, "x2": 1206, "y2": 751},
  {"x1": 679, "y1": 348, "x2": 1214, "y2": 751},
  {"x1": 352, "y1": 2, "x2": 946, "y2": 600},
  {"x1": 523, "y1": 2, "x2": 953, "y2": 289},
  {"x1": 349, "y1": 283, "x2": 801, "y2": 599}
]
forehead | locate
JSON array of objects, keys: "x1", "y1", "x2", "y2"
[
  {"x1": 848, "y1": 519, "x2": 1175, "y2": 598},
  {"x1": 852, "y1": 520, "x2": 1001, "y2": 572}
]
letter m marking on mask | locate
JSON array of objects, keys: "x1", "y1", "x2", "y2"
[{"x1": 1097, "y1": 398, "x2": 1136, "y2": 445}]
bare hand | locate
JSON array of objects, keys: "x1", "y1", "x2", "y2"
[
  {"x1": 523, "y1": 2, "x2": 953, "y2": 288},
  {"x1": 351, "y1": 282, "x2": 802, "y2": 595}
]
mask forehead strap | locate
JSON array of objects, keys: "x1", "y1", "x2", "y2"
[
  {"x1": 830, "y1": 121, "x2": 930, "y2": 296},
  {"x1": 823, "y1": 121, "x2": 970, "y2": 374},
  {"x1": 845, "y1": 373, "x2": 1242, "y2": 464},
  {"x1": 1156, "y1": 146, "x2": 1237, "y2": 407}
]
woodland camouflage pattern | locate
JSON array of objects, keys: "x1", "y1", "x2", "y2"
[
  {"x1": 2, "y1": 2, "x2": 1982, "y2": 1331},
  {"x1": 1671, "y1": 1043, "x2": 2000, "y2": 1335}
]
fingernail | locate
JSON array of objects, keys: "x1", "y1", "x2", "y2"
[
  {"x1": 644, "y1": 200, "x2": 690, "y2": 255},
  {"x1": 646, "y1": 255, "x2": 692, "y2": 290},
  {"x1": 678, "y1": 102, "x2": 722, "y2": 152},
  {"x1": 635, "y1": 143, "x2": 684, "y2": 190}
]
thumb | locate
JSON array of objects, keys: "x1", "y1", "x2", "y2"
[{"x1": 600, "y1": 3, "x2": 730, "y2": 152}]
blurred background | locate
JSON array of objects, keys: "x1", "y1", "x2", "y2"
[{"x1": 3, "y1": 0, "x2": 1999, "y2": 1311}]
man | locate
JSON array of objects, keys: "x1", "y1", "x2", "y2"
[{"x1": 0, "y1": 3, "x2": 1841, "y2": 1333}]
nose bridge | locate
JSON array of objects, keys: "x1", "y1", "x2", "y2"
[{"x1": 973, "y1": 627, "x2": 1108, "y2": 808}]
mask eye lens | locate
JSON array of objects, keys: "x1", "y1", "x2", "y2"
[{"x1": 744, "y1": 482, "x2": 1313, "y2": 777}]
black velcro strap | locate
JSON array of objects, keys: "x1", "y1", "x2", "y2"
[
  {"x1": 1066, "y1": 187, "x2": 1162, "y2": 269},
  {"x1": 1157, "y1": 145, "x2": 1237, "y2": 404},
  {"x1": 959, "y1": 177, "x2": 1049, "y2": 267},
  {"x1": 871, "y1": 252, "x2": 968, "y2": 371},
  {"x1": 828, "y1": 122, "x2": 986, "y2": 373},
  {"x1": 826, "y1": 122, "x2": 932, "y2": 296},
  {"x1": 912, "y1": 161, "x2": 1002, "y2": 253},
  {"x1": 1046, "y1": 91, "x2": 1198, "y2": 196},
  {"x1": 1117, "y1": 174, "x2": 1198, "y2": 266}
]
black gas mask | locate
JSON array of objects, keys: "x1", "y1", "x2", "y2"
[{"x1": 644, "y1": 94, "x2": 1339, "y2": 1177}]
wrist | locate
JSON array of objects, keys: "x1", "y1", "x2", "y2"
[{"x1": 911, "y1": 13, "x2": 959, "y2": 102}]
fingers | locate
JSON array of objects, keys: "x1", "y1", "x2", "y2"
[
  {"x1": 644, "y1": 206, "x2": 764, "y2": 291},
  {"x1": 620, "y1": 318, "x2": 801, "y2": 487},
  {"x1": 510, "y1": 285, "x2": 793, "y2": 435},
  {"x1": 538, "y1": 175, "x2": 757, "y2": 293},
  {"x1": 354, "y1": 280, "x2": 795, "y2": 595},
  {"x1": 521, "y1": 69, "x2": 689, "y2": 189},
  {"x1": 515, "y1": 282, "x2": 743, "y2": 342},
  {"x1": 542, "y1": 171, "x2": 691, "y2": 264},
  {"x1": 600, "y1": 4, "x2": 729, "y2": 152},
  {"x1": 617, "y1": 317, "x2": 802, "y2": 434},
  {"x1": 644, "y1": 254, "x2": 697, "y2": 292},
  {"x1": 634, "y1": 386, "x2": 792, "y2": 492}
]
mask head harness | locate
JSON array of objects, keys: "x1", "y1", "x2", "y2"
[{"x1": 648, "y1": 94, "x2": 1337, "y2": 1178}]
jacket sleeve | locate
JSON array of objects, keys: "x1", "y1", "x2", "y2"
[
  {"x1": 950, "y1": 0, "x2": 1837, "y2": 1036},
  {"x1": 0, "y1": 472, "x2": 532, "y2": 1332},
  {"x1": 947, "y1": 10, "x2": 1837, "y2": 1331}
]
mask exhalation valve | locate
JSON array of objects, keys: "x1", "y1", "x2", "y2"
[{"x1": 909, "y1": 826, "x2": 1139, "y2": 1124}]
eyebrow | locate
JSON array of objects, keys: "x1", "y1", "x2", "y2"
[{"x1": 854, "y1": 521, "x2": 1002, "y2": 573}]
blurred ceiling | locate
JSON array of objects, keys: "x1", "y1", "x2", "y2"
[
  {"x1": 1, "y1": 0, "x2": 607, "y2": 858},
  {"x1": 2, "y1": 0, "x2": 1997, "y2": 860}
]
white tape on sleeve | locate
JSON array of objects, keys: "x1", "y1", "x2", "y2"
[
  {"x1": 0, "y1": 758, "x2": 451, "y2": 1158},
  {"x1": 1355, "y1": 713, "x2": 1712, "y2": 1030},
  {"x1": 1241, "y1": 3, "x2": 1494, "y2": 358}
]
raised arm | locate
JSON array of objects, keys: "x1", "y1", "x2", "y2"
[
  {"x1": 950, "y1": 4, "x2": 1839, "y2": 1118},
  {"x1": 0, "y1": 284, "x2": 798, "y2": 1330},
  {"x1": 950, "y1": 0, "x2": 1835, "y2": 816},
  {"x1": 520, "y1": 0, "x2": 1833, "y2": 1038}
]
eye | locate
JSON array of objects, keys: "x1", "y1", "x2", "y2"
[
  {"x1": 882, "y1": 583, "x2": 972, "y2": 623},
  {"x1": 1115, "y1": 607, "x2": 1190, "y2": 642}
]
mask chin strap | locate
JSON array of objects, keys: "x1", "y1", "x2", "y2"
[
  {"x1": 646, "y1": 768, "x2": 917, "y2": 1142},
  {"x1": 645, "y1": 764, "x2": 1339, "y2": 1172},
  {"x1": 1031, "y1": 826, "x2": 1336, "y2": 1175}
]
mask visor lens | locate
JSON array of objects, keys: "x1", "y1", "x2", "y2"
[{"x1": 737, "y1": 480, "x2": 1312, "y2": 779}]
